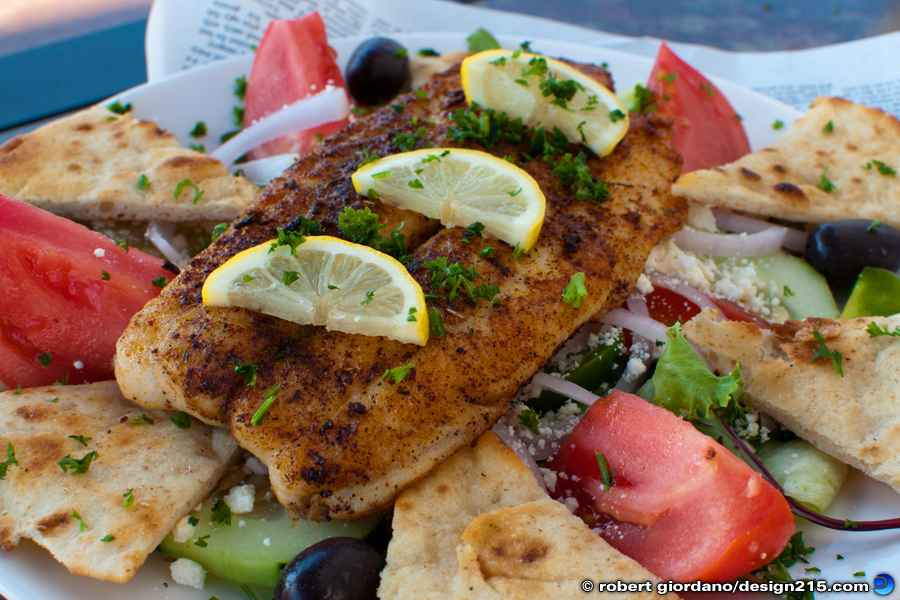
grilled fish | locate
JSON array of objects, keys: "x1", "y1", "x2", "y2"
[{"x1": 115, "y1": 63, "x2": 685, "y2": 520}]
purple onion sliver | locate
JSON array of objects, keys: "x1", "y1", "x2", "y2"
[
  {"x1": 626, "y1": 293, "x2": 650, "y2": 317},
  {"x1": 670, "y1": 226, "x2": 786, "y2": 258},
  {"x1": 600, "y1": 308, "x2": 668, "y2": 348},
  {"x1": 712, "y1": 208, "x2": 808, "y2": 253},
  {"x1": 532, "y1": 372, "x2": 601, "y2": 407},
  {"x1": 491, "y1": 421, "x2": 548, "y2": 491}
]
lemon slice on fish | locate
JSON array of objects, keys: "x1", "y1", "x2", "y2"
[
  {"x1": 202, "y1": 235, "x2": 428, "y2": 345},
  {"x1": 461, "y1": 49, "x2": 629, "y2": 157},
  {"x1": 352, "y1": 148, "x2": 545, "y2": 253}
]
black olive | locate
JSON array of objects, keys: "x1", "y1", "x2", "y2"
[
  {"x1": 805, "y1": 219, "x2": 900, "y2": 288},
  {"x1": 345, "y1": 38, "x2": 410, "y2": 106},
  {"x1": 274, "y1": 537, "x2": 385, "y2": 600}
]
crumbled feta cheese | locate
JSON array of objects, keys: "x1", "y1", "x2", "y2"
[
  {"x1": 170, "y1": 558, "x2": 206, "y2": 589},
  {"x1": 635, "y1": 273, "x2": 654, "y2": 295},
  {"x1": 263, "y1": 537, "x2": 272, "y2": 547},
  {"x1": 541, "y1": 467, "x2": 558, "y2": 493},
  {"x1": 223, "y1": 483, "x2": 255, "y2": 514},
  {"x1": 564, "y1": 497, "x2": 580, "y2": 513},
  {"x1": 93, "y1": 248, "x2": 105, "y2": 258},
  {"x1": 624, "y1": 356, "x2": 647, "y2": 381},
  {"x1": 238, "y1": 520, "x2": 246, "y2": 528},
  {"x1": 171, "y1": 515, "x2": 196, "y2": 543},
  {"x1": 686, "y1": 203, "x2": 719, "y2": 232},
  {"x1": 73, "y1": 360, "x2": 84, "y2": 369}
]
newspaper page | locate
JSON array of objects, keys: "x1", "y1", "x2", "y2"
[
  {"x1": 145, "y1": 0, "x2": 631, "y2": 81},
  {"x1": 146, "y1": 0, "x2": 900, "y2": 119}
]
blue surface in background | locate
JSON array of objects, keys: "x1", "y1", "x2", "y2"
[{"x1": 0, "y1": 19, "x2": 148, "y2": 131}]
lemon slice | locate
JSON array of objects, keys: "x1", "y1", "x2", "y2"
[
  {"x1": 202, "y1": 236, "x2": 428, "y2": 345},
  {"x1": 461, "y1": 49, "x2": 629, "y2": 157},
  {"x1": 352, "y1": 148, "x2": 545, "y2": 253}
]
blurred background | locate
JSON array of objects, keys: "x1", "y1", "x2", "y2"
[{"x1": 2, "y1": 0, "x2": 900, "y2": 142}]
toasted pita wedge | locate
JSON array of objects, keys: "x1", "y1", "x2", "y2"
[
  {"x1": 683, "y1": 309, "x2": 900, "y2": 493},
  {"x1": 378, "y1": 432, "x2": 675, "y2": 600},
  {"x1": 673, "y1": 97, "x2": 900, "y2": 228},
  {"x1": 0, "y1": 105, "x2": 258, "y2": 222},
  {"x1": 0, "y1": 381, "x2": 240, "y2": 582}
]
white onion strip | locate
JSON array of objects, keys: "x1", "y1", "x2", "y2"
[
  {"x1": 237, "y1": 153, "x2": 300, "y2": 186},
  {"x1": 626, "y1": 293, "x2": 650, "y2": 317},
  {"x1": 211, "y1": 87, "x2": 349, "y2": 167},
  {"x1": 491, "y1": 422, "x2": 548, "y2": 491},
  {"x1": 532, "y1": 372, "x2": 601, "y2": 407},
  {"x1": 670, "y1": 226, "x2": 786, "y2": 258},
  {"x1": 600, "y1": 308, "x2": 668, "y2": 348},
  {"x1": 646, "y1": 270, "x2": 722, "y2": 317},
  {"x1": 146, "y1": 222, "x2": 190, "y2": 269},
  {"x1": 713, "y1": 208, "x2": 808, "y2": 252}
]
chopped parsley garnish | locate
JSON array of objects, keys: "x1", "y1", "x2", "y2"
[
  {"x1": 810, "y1": 331, "x2": 843, "y2": 376},
  {"x1": 195, "y1": 535, "x2": 210, "y2": 548},
  {"x1": 513, "y1": 242, "x2": 524, "y2": 259},
  {"x1": 221, "y1": 129, "x2": 240, "y2": 143},
  {"x1": 418, "y1": 48, "x2": 440, "y2": 56},
  {"x1": 823, "y1": 120, "x2": 834, "y2": 133},
  {"x1": 772, "y1": 120, "x2": 784, "y2": 130},
  {"x1": 234, "y1": 75, "x2": 247, "y2": 101},
  {"x1": 100, "y1": 534, "x2": 115, "y2": 542},
  {"x1": 136, "y1": 174, "x2": 151, "y2": 191},
  {"x1": 188, "y1": 516, "x2": 199, "y2": 527},
  {"x1": 115, "y1": 238, "x2": 130, "y2": 252},
  {"x1": 68, "y1": 435, "x2": 92, "y2": 447},
  {"x1": 13, "y1": 385, "x2": 22, "y2": 395},
  {"x1": 463, "y1": 222, "x2": 485, "y2": 241},
  {"x1": 393, "y1": 48, "x2": 408, "y2": 58},
  {"x1": 50, "y1": 397, "x2": 58, "y2": 403},
  {"x1": 817, "y1": 167, "x2": 836, "y2": 193},
  {"x1": 382, "y1": 363, "x2": 415, "y2": 383},
  {"x1": 508, "y1": 187, "x2": 523, "y2": 197},
  {"x1": 391, "y1": 103, "x2": 405, "y2": 112},
  {"x1": 423, "y1": 257, "x2": 500, "y2": 304},
  {"x1": 407, "y1": 307, "x2": 418, "y2": 322},
  {"x1": 189, "y1": 121, "x2": 207, "y2": 137},
  {"x1": 844, "y1": 518, "x2": 860, "y2": 529},
  {"x1": 416, "y1": 89, "x2": 428, "y2": 100},
  {"x1": 467, "y1": 28, "x2": 500, "y2": 52},
  {"x1": 174, "y1": 178, "x2": 205, "y2": 204},
  {"x1": 632, "y1": 84, "x2": 657, "y2": 114},
  {"x1": 517, "y1": 408, "x2": 541, "y2": 435},
  {"x1": 562, "y1": 272, "x2": 588, "y2": 308},
  {"x1": 122, "y1": 488, "x2": 135, "y2": 508},
  {"x1": 327, "y1": 285, "x2": 340, "y2": 290},
  {"x1": 211, "y1": 498, "x2": 232, "y2": 526},
  {"x1": 170, "y1": 411, "x2": 192, "y2": 429},
  {"x1": 393, "y1": 126, "x2": 428, "y2": 152},
  {"x1": 227, "y1": 360, "x2": 258, "y2": 387},
  {"x1": 337, "y1": 207, "x2": 410, "y2": 263},
  {"x1": 57, "y1": 451, "x2": 99, "y2": 476},
  {"x1": 361, "y1": 290, "x2": 375, "y2": 305},
  {"x1": 107, "y1": 100, "x2": 132, "y2": 115},
  {"x1": 552, "y1": 152, "x2": 610, "y2": 202},
  {"x1": 358, "y1": 149, "x2": 379, "y2": 166},
  {"x1": 867, "y1": 219, "x2": 883, "y2": 232},
  {"x1": 242, "y1": 274, "x2": 254, "y2": 283},
  {"x1": 699, "y1": 81, "x2": 717, "y2": 98},
  {"x1": 408, "y1": 178, "x2": 424, "y2": 189},
  {"x1": 783, "y1": 285, "x2": 794, "y2": 297},
  {"x1": 269, "y1": 227, "x2": 306, "y2": 256},
  {"x1": 539, "y1": 71, "x2": 584, "y2": 111},
  {"x1": 609, "y1": 109, "x2": 626, "y2": 123},
  {"x1": 190, "y1": 143, "x2": 206, "y2": 153},
  {"x1": 232, "y1": 105, "x2": 244, "y2": 127},
  {"x1": 0, "y1": 442, "x2": 18, "y2": 480},
  {"x1": 101, "y1": 270, "x2": 111, "y2": 281},
  {"x1": 53, "y1": 374, "x2": 69, "y2": 386},
  {"x1": 867, "y1": 321, "x2": 900, "y2": 338},
  {"x1": 595, "y1": 451, "x2": 616, "y2": 489},
  {"x1": 250, "y1": 384, "x2": 280, "y2": 425},
  {"x1": 38, "y1": 353, "x2": 51, "y2": 368},
  {"x1": 428, "y1": 307, "x2": 445, "y2": 337},
  {"x1": 853, "y1": 570, "x2": 865, "y2": 577},
  {"x1": 282, "y1": 270, "x2": 300, "y2": 286},
  {"x1": 71, "y1": 509, "x2": 88, "y2": 532},
  {"x1": 131, "y1": 414, "x2": 154, "y2": 426},
  {"x1": 863, "y1": 159, "x2": 897, "y2": 176},
  {"x1": 480, "y1": 245, "x2": 495, "y2": 257},
  {"x1": 151, "y1": 276, "x2": 168, "y2": 288}
]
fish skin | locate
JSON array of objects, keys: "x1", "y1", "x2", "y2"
[{"x1": 115, "y1": 63, "x2": 685, "y2": 520}]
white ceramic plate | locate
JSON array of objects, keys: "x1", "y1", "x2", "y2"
[{"x1": 1, "y1": 32, "x2": 897, "y2": 600}]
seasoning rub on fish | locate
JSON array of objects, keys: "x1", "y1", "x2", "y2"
[{"x1": 115, "y1": 63, "x2": 685, "y2": 521}]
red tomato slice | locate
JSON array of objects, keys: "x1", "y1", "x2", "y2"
[
  {"x1": 244, "y1": 12, "x2": 350, "y2": 160},
  {"x1": 0, "y1": 195, "x2": 172, "y2": 388},
  {"x1": 647, "y1": 43, "x2": 751, "y2": 173},
  {"x1": 547, "y1": 391, "x2": 793, "y2": 583}
]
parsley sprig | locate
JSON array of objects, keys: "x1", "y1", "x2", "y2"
[
  {"x1": 382, "y1": 363, "x2": 415, "y2": 383},
  {"x1": 58, "y1": 451, "x2": 99, "y2": 476},
  {"x1": 0, "y1": 442, "x2": 18, "y2": 480},
  {"x1": 562, "y1": 272, "x2": 588, "y2": 308},
  {"x1": 810, "y1": 331, "x2": 843, "y2": 376},
  {"x1": 867, "y1": 322, "x2": 900, "y2": 338},
  {"x1": 337, "y1": 207, "x2": 410, "y2": 263},
  {"x1": 422, "y1": 257, "x2": 500, "y2": 304},
  {"x1": 211, "y1": 498, "x2": 232, "y2": 526}
]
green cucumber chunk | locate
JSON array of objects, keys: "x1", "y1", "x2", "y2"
[
  {"x1": 733, "y1": 252, "x2": 839, "y2": 319},
  {"x1": 756, "y1": 438, "x2": 848, "y2": 513},
  {"x1": 840, "y1": 267, "x2": 900, "y2": 318},
  {"x1": 159, "y1": 492, "x2": 382, "y2": 588},
  {"x1": 526, "y1": 331, "x2": 625, "y2": 413}
]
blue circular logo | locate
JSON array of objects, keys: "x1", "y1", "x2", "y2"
[{"x1": 874, "y1": 573, "x2": 894, "y2": 596}]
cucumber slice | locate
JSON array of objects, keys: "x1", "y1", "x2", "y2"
[
  {"x1": 756, "y1": 438, "x2": 848, "y2": 513},
  {"x1": 739, "y1": 252, "x2": 839, "y2": 319},
  {"x1": 840, "y1": 267, "x2": 900, "y2": 318},
  {"x1": 159, "y1": 490, "x2": 382, "y2": 588}
]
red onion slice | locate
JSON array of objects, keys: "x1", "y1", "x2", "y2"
[
  {"x1": 211, "y1": 87, "x2": 349, "y2": 167},
  {"x1": 646, "y1": 270, "x2": 722, "y2": 317},
  {"x1": 146, "y1": 222, "x2": 190, "y2": 268},
  {"x1": 670, "y1": 226, "x2": 786, "y2": 258},
  {"x1": 713, "y1": 208, "x2": 808, "y2": 253},
  {"x1": 491, "y1": 421, "x2": 548, "y2": 491},
  {"x1": 600, "y1": 308, "x2": 668, "y2": 348},
  {"x1": 626, "y1": 293, "x2": 650, "y2": 317},
  {"x1": 532, "y1": 372, "x2": 601, "y2": 407}
]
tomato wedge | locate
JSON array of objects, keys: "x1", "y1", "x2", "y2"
[
  {"x1": 244, "y1": 12, "x2": 350, "y2": 160},
  {"x1": 0, "y1": 195, "x2": 172, "y2": 388},
  {"x1": 645, "y1": 287, "x2": 769, "y2": 328},
  {"x1": 647, "y1": 43, "x2": 751, "y2": 173},
  {"x1": 547, "y1": 391, "x2": 793, "y2": 582}
]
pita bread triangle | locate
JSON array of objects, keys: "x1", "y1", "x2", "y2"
[
  {"x1": 0, "y1": 104, "x2": 258, "y2": 222},
  {"x1": 673, "y1": 97, "x2": 900, "y2": 228}
]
